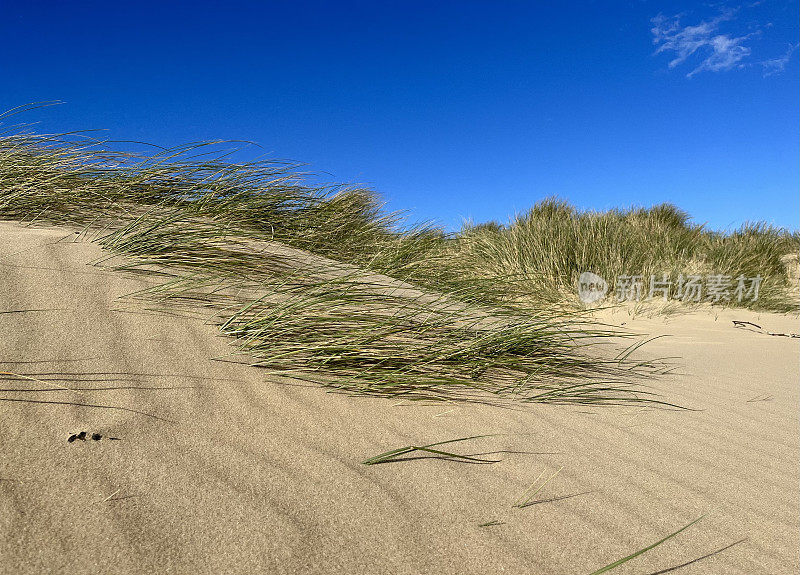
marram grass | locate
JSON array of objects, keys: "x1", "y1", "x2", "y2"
[
  {"x1": 454, "y1": 197, "x2": 799, "y2": 312},
  {"x1": 1, "y1": 105, "x2": 795, "y2": 405}
]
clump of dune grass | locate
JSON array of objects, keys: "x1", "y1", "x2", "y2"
[
  {"x1": 0, "y1": 105, "x2": 400, "y2": 257},
  {"x1": 99, "y1": 210, "x2": 665, "y2": 403},
  {"x1": 453, "y1": 197, "x2": 799, "y2": 312}
]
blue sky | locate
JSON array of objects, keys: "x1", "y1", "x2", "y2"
[{"x1": 1, "y1": 1, "x2": 798, "y2": 231}]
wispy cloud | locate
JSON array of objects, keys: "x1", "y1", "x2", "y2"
[
  {"x1": 761, "y1": 43, "x2": 799, "y2": 76},
  {"x1": 650, "y1": 10, "x2": 755, "y2": 77}
]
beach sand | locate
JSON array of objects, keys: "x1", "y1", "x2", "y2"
[{"x1": 1, "y1": 220, "x2": 797, "y2": 574}]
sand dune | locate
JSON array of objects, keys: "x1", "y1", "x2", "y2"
[{"x1": 1, "y1": 220, "x2": 797, "y2": 574}]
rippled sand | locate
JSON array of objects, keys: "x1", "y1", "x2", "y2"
[{"x1": 1, "y1": 220, "x2": 797, "y2": 574}]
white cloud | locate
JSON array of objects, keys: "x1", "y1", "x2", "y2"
[
  {"x1": 650, "y1": 11, "x2": 755, "y2": 77},
  {"x1": 761, "y1": 43, "x2": 799, "y2": 77}
]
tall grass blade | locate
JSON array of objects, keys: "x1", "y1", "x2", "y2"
[{"x1": 587, "y1": 515, "x2": 705, "y2": 574}]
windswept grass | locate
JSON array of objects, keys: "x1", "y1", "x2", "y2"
[
  {"x1": 1, "y1": 104, "x2": 791, "y2": 405},
  {"x1": 100, "y1": 233, "x2": 660, "y2": 402}
]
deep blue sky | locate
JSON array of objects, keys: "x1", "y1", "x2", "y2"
[{"x1": 2, "y1": 1, "x2": 798, "y2": 231}]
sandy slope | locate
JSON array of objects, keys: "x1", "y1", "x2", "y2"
[{"x1": 0, "y1": 220, "x2": 797, "y2": 575}]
